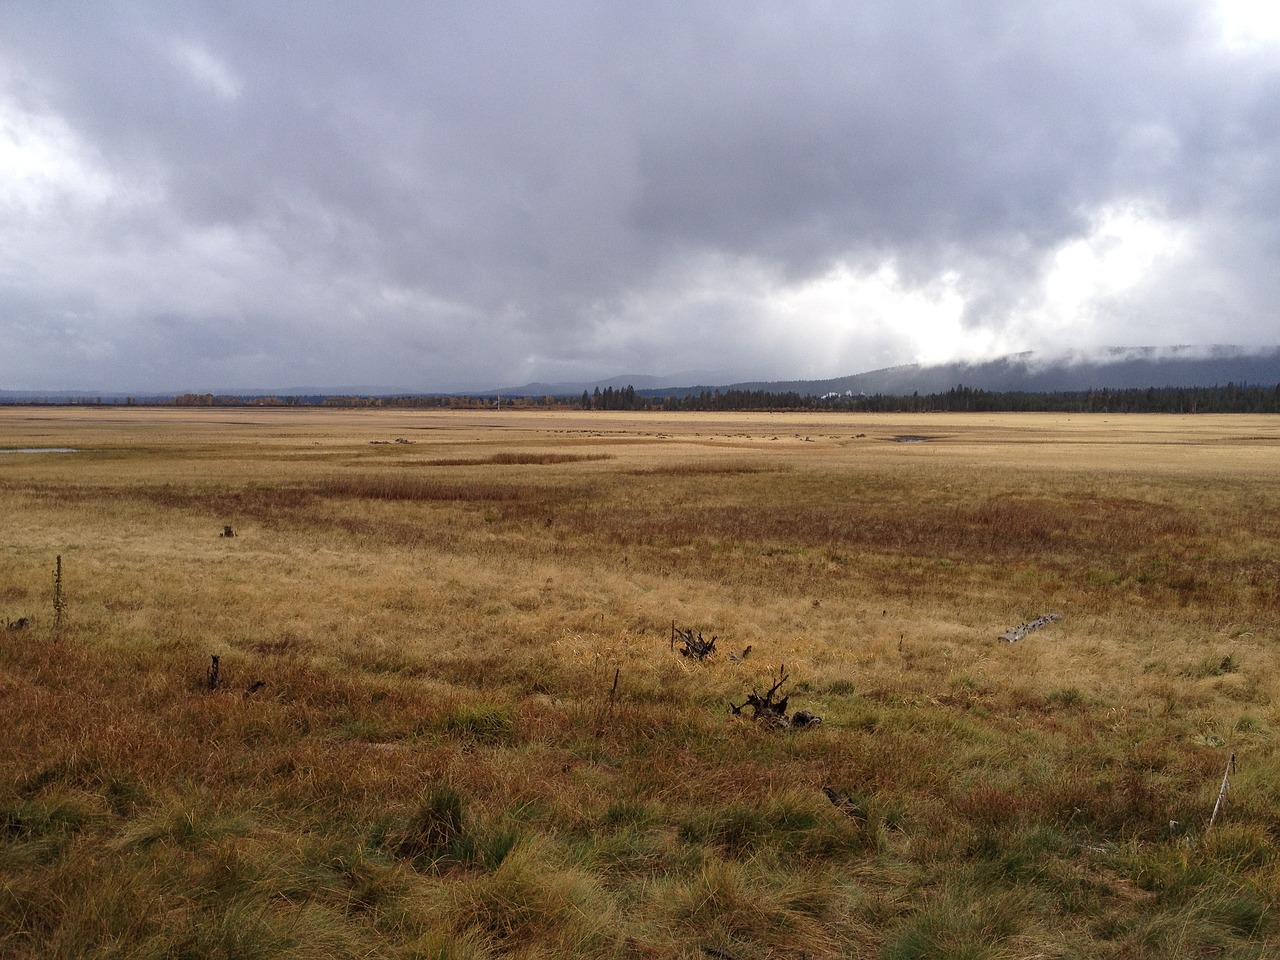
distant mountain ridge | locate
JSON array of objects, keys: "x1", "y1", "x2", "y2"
[
  {"x1": 504, "y1": 346, "x2": 1280, "y2": 399},
  {"x1": 699, "y1": 346, "x2": 1280, "y2": 398}
]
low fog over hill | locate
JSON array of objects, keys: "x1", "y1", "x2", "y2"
[{"x1": 504, "y1": 346, "x2": 1280, "y2": 399}]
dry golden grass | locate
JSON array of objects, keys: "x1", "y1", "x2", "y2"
[{"x1": 2, "y1": 407, "x2": 1279, "y2": 958}]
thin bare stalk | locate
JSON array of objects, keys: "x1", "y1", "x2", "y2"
[{"x1": 1207, "y1": 751, "x2": 1237, "y2": 831}]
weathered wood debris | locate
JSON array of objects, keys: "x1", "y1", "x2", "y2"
[
  {"x1": 822, "y1": 786, "x2": 868, "y2": 822},
  {"x1": 999, "y1": 613, "x2": 1060, "y2": 643},
  {"x1": 729, "y1": 666, "x2": 822, "y2": 729},
  {"x1": 671, "y1": 623, "x2": 716, "y2": 661},
  {"x1": 790, "y1": 709, "x2": 822, "y2": 728}
]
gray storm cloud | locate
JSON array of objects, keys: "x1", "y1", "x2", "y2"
[{"x1": 1, "y1": 1, "x2": 1277, "y2": 391}]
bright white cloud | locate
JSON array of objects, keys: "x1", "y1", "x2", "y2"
[
  {"x1": 766, "y1": 263, "x2": 976, "y2": 371},
  {"x1": 0, "y1": 97, "x2": 114, "y2": 211},
  {"x1": 1043, "y1": 206, "x2": 1187, "y2": 316},
  {"x1": 1212, "y1": 0, "x2": 1280, "y2": 51},
  {"x1": 1028, "y1": 204, "x2": 1191, "y2": 349}
]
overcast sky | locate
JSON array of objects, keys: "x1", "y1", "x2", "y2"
[{"x1": 2, "y1": 1, "x2": 1279, "y2": 392}]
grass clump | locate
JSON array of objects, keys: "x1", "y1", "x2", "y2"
[
  {"x1": 662, "y1": 858, "x2": 842, "y2": 956},
  {"x1": 447, "y1": 837, "x2": 618, "y2": 954},
  {"x1": 677, "y1": 791, "x2": 870, "y2": 860},
  {"x1": 439, "y1": 704, "x2": 517, "y2": 745},
  {"x1": 388, "y1": 784, "x2": 517, "y2": 873},
  {"x1": 0, "y1": 793, "x2": 102, "y2": 866},
  {"x1": 883, "y1": 885, "x2": 1031, "y2": 960},
  {"x1": 1046, "y1": 685, "x2": 1086, "y2": 709},
  {"x1": 1186, "y1": 653, "x2": 1240, "y2": 678}
]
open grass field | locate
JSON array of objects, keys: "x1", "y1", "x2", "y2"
[{"x1": 2, "y1": 406, "x2": 1278, "y2": 959}]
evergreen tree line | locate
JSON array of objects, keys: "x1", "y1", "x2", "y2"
[
  {"x1": 126, "y1": 380, "x2": 1280, "y2": 413},
  {"x1": 578, "y1": 382, "x2": 1280, "y2": 414}
]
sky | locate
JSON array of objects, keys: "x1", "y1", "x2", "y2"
[{"x1": 2, "y1": 1, "x2": 1279, "y2": 393}]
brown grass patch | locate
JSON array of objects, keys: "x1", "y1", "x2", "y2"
[{"x1": 424, "y1": 452, "x2": 614, "y2": 467}]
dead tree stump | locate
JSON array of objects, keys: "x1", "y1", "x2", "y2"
[
  {"x1": 730, "y1": 666, "x2": 822, "y2": 730},
  {"x1": 672, "y1": 623, "x2": 717, "y2": 661}
]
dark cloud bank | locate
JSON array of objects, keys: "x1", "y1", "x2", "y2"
[{"x1": 1, "y1": 1, "x2": 1278, "y2": 392}]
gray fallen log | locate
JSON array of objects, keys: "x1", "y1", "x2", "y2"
[{"x1": 999, "y1": 613, "x2": 1060, "y2": 643}]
